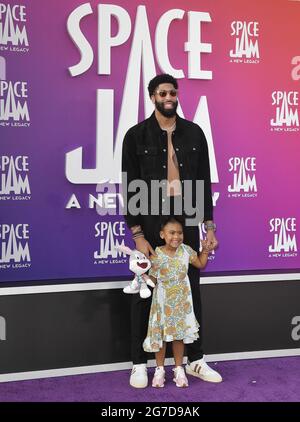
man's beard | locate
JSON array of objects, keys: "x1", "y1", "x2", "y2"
[{"x1": 155, "y1": 99, "x2": 178, "y2": 118}]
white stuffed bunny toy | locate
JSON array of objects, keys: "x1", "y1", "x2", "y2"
[{"x1": 116, "y1": 245, "x2": 155, "y2": 298}]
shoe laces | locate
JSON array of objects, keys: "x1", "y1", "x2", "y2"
[
  {"x1": 200, "y1": 360, "x2": 210, "y2": 371},
  {"x1": 153, "y1": 366, "x2": 165, "y2": 378},
  {"x1": 173, "y1": 366, "x2": 188, "y2": 386},
  {"x1": 131, "y1": 364, "x2": 147, "y2": 375},
  {"x1": 173, "y1": 366, "x2": 185, "y2": 378}
]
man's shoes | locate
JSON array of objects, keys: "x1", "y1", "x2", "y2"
[
  {"x1": 130, "y1": 363, "x2": 148, "y2": 388},
  {"x1": 186, "y1": 357, "x2": 222, "y2": 383},
  {"x1": 152, "y1": 366, "x2": 165, "y2": 388},
  {"x1": 173, "y1": 366, "x2": 189, "y2": 388}
]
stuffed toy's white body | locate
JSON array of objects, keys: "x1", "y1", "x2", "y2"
[{"x1": 115, "y1": 245, "x2": 155, "y2": 298}]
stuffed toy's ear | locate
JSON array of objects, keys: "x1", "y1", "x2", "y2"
[{"x1": 115, "y1": 245, "x2": 133, "y2": 256}]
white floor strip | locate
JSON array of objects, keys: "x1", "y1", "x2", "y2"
[
  {"x1": 0, "y1": 273, "x2": 300, "y2": 296},
  {"x1": 1, "y1": 348, "x2": 300, "y2": 383}
]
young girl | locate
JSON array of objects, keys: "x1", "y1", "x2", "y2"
[{"x1": 143, "y1": 216, "x2": 211, "y2": 388}]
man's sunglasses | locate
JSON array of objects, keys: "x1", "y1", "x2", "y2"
[{"x1": 155, "y1": 89, "x2": 178, "y2": 98}]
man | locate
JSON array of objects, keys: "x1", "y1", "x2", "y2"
[{"x1": 122, "y1": 74, "x2": 222, "y2": 388}]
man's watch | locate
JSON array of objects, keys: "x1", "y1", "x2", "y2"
[{"x1": 204, "y1": 222, "x2": 217, "y2": 232}]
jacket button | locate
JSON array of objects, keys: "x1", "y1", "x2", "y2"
[
  {"x1": 193, "y1": 147, "x2": 196, "y2": 151},
  {"x1": 176, "y1": 148, "x2": 179, "y2": 151},
  {"x1": 163, "y1": 165, "x2": 166, "y2": 169},
  {"x1": 145, "y1": 150, "x2": 148, "y2": 153},
  {"x1": 163, "y1": 149, "x2": 166, "y2": 152},
  {"x1": 179, "y1": 163, "x2": 183, "y2": 167}
]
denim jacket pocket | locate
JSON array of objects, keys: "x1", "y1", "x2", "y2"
[{"x1": 136, "y1": 145, "x2": 158, "y2": 178}]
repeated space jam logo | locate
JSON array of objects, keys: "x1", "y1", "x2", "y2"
[
  {"x1": 94, "y1": 221, "x2": 127, "y2": 264},
  {"x1": 0, "y1": 155, "x2": 31, "y2": 199},
  {"x1": 269, "y1": 218, "x2": 297, "y2": 257},
  {"x1": 228, "y1": 157, "x2": 257, "y2": 198},
  {"x1": 0, "y1": 224, "x2": 31, "y2": 268},
  {"x1": 0, "y1": 3, "x2": 28, "y2": 50},
  {"x1": 0, "y1": 80, "x2": 30, "y2": 126},
  {"x1": 270, "y1": 91, "x2": 299, "y2": 131},
  {"x1": 230, "y1": 21, "x2": 260, "y2": 63}
]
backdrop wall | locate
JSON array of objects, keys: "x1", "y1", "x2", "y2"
[{"x1": 1, "y1": 0, "x2": 300, "y2": 284}]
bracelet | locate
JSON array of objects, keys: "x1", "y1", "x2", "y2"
[
  {"x1": 131, "y1": 225, "x2": 142, "y2": 235},
  {"x1": 132, "y1": 230, "x2": 144, "y2": 238},
  {"x1": 201, "y1": 250, "x2": 210, "y2": 255},
  {"x1": 133, "y1": 235, "x2": 145, "y2": 241},
  {"x1": 132, "y1": 230, "x2": 143, "y2": 236},
  {"x1": 132, "y1": 231, "x2": 144, "y2": 240},
  {"x1": 204, "y1": 222, "x2": 216, "y2": 232}
]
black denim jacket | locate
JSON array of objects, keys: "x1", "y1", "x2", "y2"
[{"x1": 122, "y1": 112, "x2": 213, "y2": 228}]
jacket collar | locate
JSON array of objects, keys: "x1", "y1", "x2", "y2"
[{"x1": 148, "y1": 111, "x2": 184, "y2": 135}]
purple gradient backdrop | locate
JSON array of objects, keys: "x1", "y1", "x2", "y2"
[{"x1": 1, "y1": 0, "x2": 300, "y2": 283}]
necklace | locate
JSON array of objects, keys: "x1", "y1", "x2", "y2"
[{"x1": 161, "y1": 121, "x2": 176, "y2": 132}]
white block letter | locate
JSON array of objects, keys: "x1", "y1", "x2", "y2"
[
  {"x1": 155, "y1": 9, "x2": 185, "y2": 78},
  {"x1": 67, "y1": 3, "x2": 94, "y2": 77},
  {"x1": 98, "y1": 4, "x2": 131, "y2": 75},
  {"x1": 184, "y1": 12, "x2": 212, "y2": 80}
]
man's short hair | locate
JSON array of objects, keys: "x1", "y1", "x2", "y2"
[{"x1": 147, "y1": 74, "x2": 178, "y2": 97}]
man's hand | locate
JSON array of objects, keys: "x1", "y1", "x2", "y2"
[
  {"x1": 206, "y1": 230, "x2": 218, "y2": 251},
  {"x1": 201, "y1": 239, "x2": 211, "y2": 253},
  {"x1": 134, "y1": 237, "x2": 156, "y2": 258}
]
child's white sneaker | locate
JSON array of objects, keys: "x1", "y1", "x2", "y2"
[
  {"x1": 173, "y1": 366, "x2": 188, "y2": 388},
  {"x1": 130, "y1": 364, "x2": 148, "y2": 388},
  {"x1": 152, "y1": 366, "x2": 165, "y2": 388}
]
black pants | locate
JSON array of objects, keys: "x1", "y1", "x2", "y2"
[{"x1": 131, "y1": 196, "x2": 204, "y2": 364}]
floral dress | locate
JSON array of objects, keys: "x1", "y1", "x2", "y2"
[{"x1": 143, "y1": 243, "x2": 199, "y2": 353}]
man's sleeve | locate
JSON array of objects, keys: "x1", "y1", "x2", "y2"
[
  {"x1": 122, "y1": 129, "x2": 142, "y2": 228},
  {"x1": 198, "y1": 128, "x2": 213, "y2": 222}
]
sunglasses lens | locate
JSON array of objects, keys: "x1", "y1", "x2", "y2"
[{"x1": 157, "y1": 90, "x2": 177, "y2": 97}]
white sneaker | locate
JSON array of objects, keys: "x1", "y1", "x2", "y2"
[
  {"x1": 173, "y1": 366, "x2": 188, "y2": 388},
  {"x1": 186, "y1": 357, "x2": 222, "y2": 383},
  {"x1": 152, "y1": 366, "x2": 166, "y2": 388},
  {"x1": 130, "y1": 364, "x2": 148, "y2": 388}
]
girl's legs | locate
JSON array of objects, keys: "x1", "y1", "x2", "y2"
[
  {"x1": 172, "y1": 340, "x2": 188, "y2": 387},
  {"x1": 152, "y1": 342, "x2": 166, "y2": 388},
  {"x1": 155, "y1": 342, "x2": 166, "y2": 366},
  {"x1": 172, "y1": 340, "x2": 184, "y2": 366}
]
